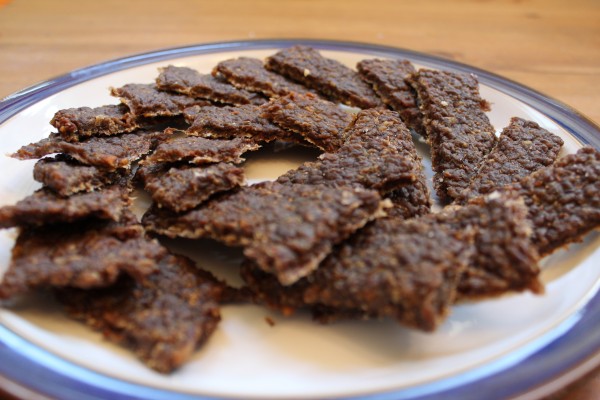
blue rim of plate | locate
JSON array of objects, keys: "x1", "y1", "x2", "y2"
[{"x1": 0, "y1": 39, "x2": 599, "y2": 400}]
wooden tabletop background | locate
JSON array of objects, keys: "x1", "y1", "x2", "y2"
[{"x1": 0, "y1": 0, "x2": 599, "y2": 399}]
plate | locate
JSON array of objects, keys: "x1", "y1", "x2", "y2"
[{"x1": 0, "y1": 39, "x2": 599, "y2": 400}]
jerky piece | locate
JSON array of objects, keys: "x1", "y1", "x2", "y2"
[
  {"x1": 455, "y1": 117, "x2": 564, "y2": 204},
  {"x1": 55, "y1": 253, "x2": 223, "y2": 373},
  {"x1": 276, "y1": 109, "x2": 422, "y2": 195},
  {"x1": 184, "y1": 104, "x2": 288, "y2": 142},
  {"x1": 386, "y1": 177, "x2": 432, "y2": 220},
  {"x1": 12, "y1": 130, "x2": 169, "y2": 171},
  {"x1": 144, "y1": 163, "x2": 245, "y2": 212},
  {"x1": 144, "y1": 181, "x2": 384, "y2": 285},
  {"x1": 357, "y1": 58, "x2": 424, "y2": 136},
  {"x1": 0, "y1": 213, "x2": 167, "y2": 299},
  {"x1": 410, "y1": 69, "x2": 497, "y2": 203},
  {"x1": 265, "y1": 45, "x2": 382, "y2": 109},
  {"x1": 0, "y1": 184, "x2": 130, "y2": 229},
  {"x1": 262, "y1": 92, "x2": 353, "y2": 152},
  {"x1": 144, "y1": 134, "x2": 260, "y2": 165},
  {"x1": 213, "y1": 57, "x2": 312, "y2": 98},
  {"x1": 33, "y1": 155, "x2": 121, "y2": 196},
  {"x1": 515, "y1": 146, "x2": 600, "y2": 256},
  {"x1": 156, "y1": 65, "x2": 266, "y2": 106},
  {"x1": 111, "y1": 83, "x2": 211, "y2": 117}
]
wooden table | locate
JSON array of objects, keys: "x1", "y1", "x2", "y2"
[{"x1": 0, "y1": 0, "x2": 598, "y2": 398}]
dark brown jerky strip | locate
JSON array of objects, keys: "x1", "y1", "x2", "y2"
[
  {"x1": 455, "y1": 117, "x2": 564, "y2": 204},
  {"x1": 276, "y1": 109, "x2": 423, "y2": 195},
  {"x1": 156, "y1": 65, "x2": 266, "y2": 106},
  {"x1": 55, "y1": 253, "x2": 223, "y2": 373},
  {"x1": 143, "y1": 181, "x2": 384, "y2": 285},
  {"x1": 111, "y1": 83, "x2": 211, "y2": 117},
  {"x1": 409, "y1": 69, "x2": 497, "y2": 203},
  {"x1": 385, "y1": 177, "x2": 432, "y2": 220},
  {"x1": 144, "y1": 163, "x2": 245, "y2": 212},
  {"x1": 265, "y1": 45, "x2": 382, "y2": 109},
  {"x1": 262, "y1": 92, "x2": 354, "y2": 152},
  {"x1": 0, "y1": 213, "x2": 167, "y2": 299},
  {"x1": 514, "y1": 146, "x2": 600, "y2": 256},
  {"x1": 213, "y1": 57, "x2": 312, "y2": 98},
  {"x1": 356, "y1": 58, "x2": 424, "y2": 136},
  {"x1": 12, "y1": 130, "x2": 169, "y2": 171},
  {"x1": 0, "y1": 184, "x2": 130, "y2": 229},
  {"x1": 33, "y1": 155, "x2": 121, "y2": 196}
]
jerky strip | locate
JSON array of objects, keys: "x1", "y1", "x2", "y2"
[
  {"x1": 409, "y1": 69, "x2": 497, "y2": 203},
  {"x1": 265, "y1": 45, "x2": 382, "y2": 109},
  {"x1": 55, "y1": 253, "x2": 223, "y2": 373},
  {"x1": 385, "y1": 177, "x2": 432, "y2": 220},
  {"x1": 143, "y1": 181, "x2": 384, "y2": 285},
  {"x1": 156, "y1": 65, "x2": 266, "y2": 106},
  {"x1": 455, "y1": 117, "x2": 564, "y2": 204}
]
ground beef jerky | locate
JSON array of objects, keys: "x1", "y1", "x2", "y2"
[
  {"x1": 262, "y1": 92, "x2": 354, "y2": 152},
  {"x1": 143, "y1": 181, "x2": 384, "y2": 285},
  {"x1": 455, "y1": 117, "x2": 564, "y2": 204},
  {"x1": 213, "y1": 57, "x2": 312, "y2": 98},
  {"x1": 144, "y1": 163, "x2": 245, "y2": 212},
  {"x1": 0, "y1": 213, "x2": 167, "y2": 299},
  {"x1": 55, "y1": 253, "x2": 223, "y2": 373},
  {"x1": 409, "y1": 69, "x2": 497, "y2": 203},
  {"x1": 111, "y1": 83, "x2": 211, "y2": 117},
  {"x1": 356, "y1": 58, "x2": 424, "y2": 136},
  {"x1": 156, "y1": 65, "x2": 266, "y2": 106},
  {"x1": 385, "y1": 177, "x2": 432, "y2": 220},
  {"x1": 12, "y1": 130, "x2": 169, "y2": 171}
]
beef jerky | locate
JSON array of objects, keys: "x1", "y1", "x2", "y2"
[
  {"x1": 144, "y1": 163, "x2": 245, "y2": 212},
  {"x1": 156, "y1": 65, "x2": 266, "y2": 106},
  {"x1": 276, "y1": 109, "x2": 422, "y2": 195},
  {"x1": 409, "y1": 69, "x2": 497, "y2": 203},
  {"x1": 262, "y1": 92, "x2": 354, "y2": 152},
  {"x1": 213, "y1": 57, "x2": 312, "y2": 98},
  {"x1": 33, "y1": 155, "x2": 121, "y2": 196},
  {"x1": 0, "y1": 213, "x2": 167, "y2": 299},
  {"x1": 55, "y1": 253, "x2": 223, "y2": 373},
  {"x1": 0, "y1": 184, "x2": 130, "y2": 229},
  {"x1": 385, "y1": 177, "x2": 432, "y2": 220},
  {"x1": 455, "y1": 117, "x2": 564, "y2": 204},
  {"x1": 143, "y1": 181, "x2": 384, "y2": 285},
  {"x1": 111, "y1": 83, "x2": 211, "y2": 117},
  {"x1": 265, "y1": 45, "x2": 382, "y2": 109},
  {"x1": 12, "y1": 130, "x2": 169, "y2": 171}
]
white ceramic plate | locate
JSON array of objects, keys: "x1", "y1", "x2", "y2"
[{"x1": 0, "y1": 40, "x2": 599, "y2": 400}]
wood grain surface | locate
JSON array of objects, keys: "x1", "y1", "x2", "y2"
[{"x1": 0, "y1": 0, "x2": 599, "y2": 399}]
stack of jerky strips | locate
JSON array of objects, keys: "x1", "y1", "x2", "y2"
[{"x1": 1, "y1": 46, "x2": 599, "y2": 373}]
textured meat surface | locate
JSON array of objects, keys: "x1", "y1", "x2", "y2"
[{"x1": 386, "y1": 177, "x2": 432, "y2": 220}]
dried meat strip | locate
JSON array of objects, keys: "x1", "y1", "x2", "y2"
[
  {"x1": 455, "y1": 117, "x2": 564, "y2": 204},
  {"x1": 385, "y1": 177, "x2": 432, "y2": 220},
  {"x1": 356, "y1": 58, "x2": 424, "y2": 136},
  {"x1": 55, "y1": 253, "x2": 223, "y2": 373},
  {"x1": 156, "y1": 65, "x2": 266, "y2": 106},
  {"x1": 409, "y1": 69, "x2": 497, "y2": 203},
  {"x1": 143, "y1": 181, "x2": 384, "y2": 285},
  {"x1": 262, "y1": 92, "x2": 353, "y2": 152},
  {"x1": 265, "y1": 45, "x2": 382, "y2": 109},
  {"x1": 213, "y1": 57, "x2": 312, "y2": 98}
]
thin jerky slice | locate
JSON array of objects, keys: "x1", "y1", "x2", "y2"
[
  {"x1": 213, "y1": 57, "x2": 312, "y2": 98},
  {"x1": 386, "y1": 177, "x2": 432, "y2": 220},
  {"x1": 265, "y1": 45, "x2": 382, "y2": 109},
  {"x1": 262, "y1": 92, "x2": 353, "y2": 152},
  {"x1": 156, "y1": 65, "x2": 266, "y2": 106},
  {"x1": 356, "y1": 58, "x2": 424, "y2": 136},
  {"x1": 410, "y1": 69, "x2": 497, "y2": 203},
  {"x1": 144, "y1": 163, "x2": 245, "y2": 212},
  {"x1": 0, "y1": 184, "x2": 130, "y2": 229},
  {"x1": 0, "y1": 213, "x2": 167, "y2": 299},
  {"x1": 455, "y1": 117, "x2": 564, "y2": 204},
  {"x1": 111, "y1": 83, "x2": 211, "y2": 117},
  {"x1": 143, "y1": 181, "x2": 384, "y2": 285},
  {"x1": 12, "y1": 130, "x2": 169, "y2": 171},
  {"x1": 55, "y1": 253, "x2": 223, "y2": 373},
  {"x1": 33, "y1": 155, "x2": 121, "y2": 196}
]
